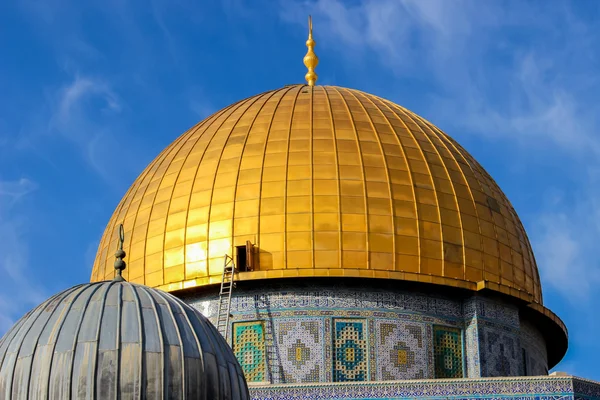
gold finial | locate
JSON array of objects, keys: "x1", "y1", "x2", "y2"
[
  {"x1": 113, "y1": 223, "x2": 126, "y2": 282},
  {"x1": 303, "y1": 15, "x2": 319, "y2": 86}
]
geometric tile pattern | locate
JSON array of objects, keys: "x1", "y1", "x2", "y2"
[
  {"x1": 464, "y1": 319, "x2": 481, "y2": 378},
  {"x1": 433, "y1": 326, "x2": 464, "y2": 378},
  {"x1": 233, "y1": 321, "x2": 267, "y2": 382},
  {"x1": 333, "y1": 319, "x2": 368, "y2": 382},
  {"x1": 249, "y1": 375, "x2": 598, "y2": 400},
  {"x1": 376, "y1": 320, "x2": 429, "y2": 380},
  {"x1": 520, "y1": 319, "x2": 549, "y2": 376},
  {"x1": 483, "y1": 327, "x2": 519, "y2": 377},
  {"x1": 275, "y1": 318, "x2": 324, "y2": 383},
  {"x1": 187, "y1": 286, "x2": 462, "y2": 321},
  {"x1": 183, "y1": 287, "x2": 551, "y2": 383}
]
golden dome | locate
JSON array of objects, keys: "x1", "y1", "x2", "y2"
[{"x1": 91, "y1": 84, "x2": 543, "y2": 304}]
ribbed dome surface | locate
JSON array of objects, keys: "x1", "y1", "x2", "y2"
[
  {"x1": 0, "y1": 281, "x2": 249, "y2": 399},
  {"x1": 91, "y1": 84, "x2": 542, "y2": 304}
]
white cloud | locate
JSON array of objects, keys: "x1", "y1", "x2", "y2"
[
  {"x1": 279, "y1": 0, "x2": 599, "y2": 157},
  {"x1": 0, "y1": 178, "x2": 47, "y2": 335},
  {"x1": 55, "y1": 76, "x2": 121, "y2": 123},
  {"x1": 0, "y1": 178, "x2": 37, "y2": 203}
]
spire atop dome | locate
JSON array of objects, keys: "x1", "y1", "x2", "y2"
[
  {"x1": 113, "y1": 223, "x2": 126, "y2": 281},
  {"x1": 303, "y1": 15, "x2": 319, "y2": 86}
]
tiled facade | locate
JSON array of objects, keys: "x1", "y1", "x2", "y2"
[
  {"x1": 375, "y1": 319, "x2": 430, "y2": 380},
  {"x1": 181, "y1": 283, "x2": 549, "y2": 385},
  {"x1": 233, "y1": 321, "x2": 268, "y2": 382},
  {"x1": 521, "y1": 319, "x2": 549, "y2": 376},
  {"x1": 248, "y1": 375, "x2": 600, "y2": 400},
  {"x1": 333, "y1": 319, "x2": 369, "y2": 382},
  {"x1": 433, "y1": 326, "x2": 464, "y2": 378},
  {"x1": 274, "y1": 318, "x2": 324, "y2": 383}
]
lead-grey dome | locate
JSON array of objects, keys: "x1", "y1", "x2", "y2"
[{"x1": 0, "y1": 280, "x2": 249, "y2": 399}]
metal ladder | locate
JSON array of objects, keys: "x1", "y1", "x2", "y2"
[{"x1": 216, "y1": 254, "x2": 236, "y2": 340}]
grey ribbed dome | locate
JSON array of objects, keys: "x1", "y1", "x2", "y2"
[{"x1": 0, "y1": 280, "x2": 249, "y2": 399}]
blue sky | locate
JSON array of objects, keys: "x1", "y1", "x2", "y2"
[{"x1": 1, "y1": 0, "x2": 599, "y2": 379}]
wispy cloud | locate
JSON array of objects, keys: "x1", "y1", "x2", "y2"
[
  {"x1": 14, "y1": 74, "x2": 131, "y2": 184},
  {"x1": 50, "y1": 75, "x2": 124, "y2": 180},
  {"x1": 0, "y1": 178, "x2": 47, "y2": 334},
  {"x1": 55, "y1": 75, "x2": 121, "y2": 122},
  {"x1": 279, "y1": 0, "x2": 600, "y2": 157}
]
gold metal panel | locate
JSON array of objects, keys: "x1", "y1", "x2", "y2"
[
  {"x1": 313, "y1": 164, "x2": 337, "y2": 179},
  {"x1": 340, "y1": 180, "x2": 364, "y2": 196},
  {"x1": 314, "y1": 196, "x2": 338, "y2": 213},
  {"x1": 169, "y1": 195, "x2": 190, "y2": 213},
  {"x1": 234, "y1": 217, "x2": 258, "y2": 236},
  {"x1": 234, "y1": 199, "x2": 260, "y2": 218},
  {"x1": 260, "y1": 214, "x2": 285, "y2": 233},
  {"x1": 342, "y1": 232, "x2": 367, "y2": 251},
  {"x1": 164, "y1": 246, "x2": 184, "y2": 268},
  {"x1": 315, "y1": 250, "x2": 339, "y2": 268},
  {"x1": 287, "y1": 196, "x2": 311, "y2": 213},
  {"x1": 287, "y1": 213, "x2": 311, "y2": 231},
  {"x1": 342, "y1": 251, "x2": 367, "y2": 268},
  {"x1": 366, "y1": 182, "x2": 389, "y2": 198},
  {"x1": 369, "y1": 233, "x2": 393, "y2": 252},
  {"x1": 315, "y1": 231, "x2": 339, "y2": 250},
  {"x1": 236, "y1": 183, "x2": 260, "y2": 200},
  {"x1": 166, "y1": 211, "x2": 187, "y2": 231},
  {"x1": 421, "y1": 239, "x2": 442, "y2": 260},
  {"x1": 314, "y1": 213, "x2": 339, "y2": 230},
  {"x1": 165, "y1": 229, "x2": 184, "y2": 249},
  {"x1": 261, "y1": 181, "x2": 286, "y2": 198},
  {"x1": 288, "y1": 166, "x2": 311, "y2": 181},
  {"x1": 259, "y1": 233, "x2": 284, "y2": 253},
  {"x1": 314, "y1": 180, "x2": 337, "y2": 195},
  {"x1": 395, "y1": 236, "x2": 419, "y2": 256},
  {"x1": 260, "y1": 197, "x2": 285, "y2": 215},
  {"x1": 396, "y1": 217, "x2": 418, "y2": 237},
  {"x1": 288, "y1": 251, "x2": 312, "y2": 268},
  {"x1": 209, "y1": 202, "x2": 233, "y2": 221},
  {"x1": 368, "y1": 198, "x2": 391, "y2": 215},
  {"x1": 92, "y1": 85, "x2": 543, "y2": 306},
  {"x1": 368, "y1": 215, "x2": 393, "y2": 233},
  {"x1": 283, "y1": 228, "x2": 312, "y2": 251},
  {"x1": 421, "y1": 257, "x2": 442, "y2": 275}
]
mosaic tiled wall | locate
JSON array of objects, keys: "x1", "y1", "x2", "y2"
[
  {"x1": 481, "y1": 324, "x2": 520, "y2": 376},
  {"x1": 463, "y1": 296, "x2": 522, "y2": 378},
  {"x1": 375, "y1": 319, "x2": 430, "y2": 380},
  {"x1": 521, "y1": 319, "x2": 549, "y2": 376},
  {"x1": 433, "y1": 326, "x2": 464, "y2": 378},
  {"x1": 181, "y1": 284, "x2": 548, "y2": 384},
  {"x1": 233, "y1": 321, "x2": 267, "y2": 382},
  {"x1": 333, "y1": 319, "x2": 369, "y2": 382},
  {"x1": 273, "y1": 318, "x2": 324, "y2": 383},
  {"x1": 249, "y1": 376, "x2": 600, "y2": 400}
]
